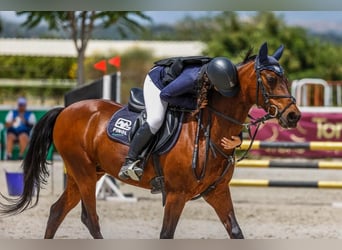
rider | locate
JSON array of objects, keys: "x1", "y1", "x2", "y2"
[{"x1": 118, "y1": 57, "x2": 240, "y2": 181}]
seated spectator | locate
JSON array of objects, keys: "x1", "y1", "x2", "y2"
[{"x1": 5, "y1": 97, "x2": 36, "y2": 160}]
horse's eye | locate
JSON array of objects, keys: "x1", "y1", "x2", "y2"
[{"x1": 266, "y1": 76, "x2": 277, "y2": 85}]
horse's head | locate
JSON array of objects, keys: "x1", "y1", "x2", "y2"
[{"x1": 251, "y1": 42, "x2": 301, "y2": 128}]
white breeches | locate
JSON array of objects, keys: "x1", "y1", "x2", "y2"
[{"x1": 143, "y1": 75, "x2": 168, "y2": 134}]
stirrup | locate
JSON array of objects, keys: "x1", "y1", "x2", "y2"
[
  {"x1": 127, "y1": 164, "x2": 143, "y2": 181},
  {"x1": 118, "y1": 159, "x2": 140, "y2": 180}
]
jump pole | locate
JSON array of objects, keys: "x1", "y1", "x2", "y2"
[
  {"x1": 240, "y1": 141, "x2": 342, "y2": 151},
  {"x1": 229, "y1": 179, "x2": 342, "y2": 189},
  {"x1": 236, "y1": 159, "x2": 342, "y2": 170}
]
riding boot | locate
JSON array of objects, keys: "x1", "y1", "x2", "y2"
[{"x1": 118, "y1": 122, "x2": 154, "y2": 181}]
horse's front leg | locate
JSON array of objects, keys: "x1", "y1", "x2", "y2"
[
  {"x1": 160, "y1": 192, "x2": 186, "y2": 239},
  {"x1": 203, "y1": 181, "x2": 244, "y2": 239}
]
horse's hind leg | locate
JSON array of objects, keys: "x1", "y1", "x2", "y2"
[
  {"x1": 203, "y1": 183, "x2": 244, "y2": 239},
  {"x1": 46, "y1": 161, "x2": 102, "y2": 239},
  {"x1": 44, "y1": 174, "x2": 81, "y2": 239},
  {"x1": 160, "y1": 192, "x2": 186, "y2": 239},
  {"x1": 80, "y1": 173, "x2": 104, "y2": 231},
  {"x1": 73, "y1": 164, "x2": 103, "y2": 239}
]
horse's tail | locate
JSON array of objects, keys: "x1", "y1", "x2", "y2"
[{"x1": 0, "y1": 107, "x2": 64, "y2": 216}]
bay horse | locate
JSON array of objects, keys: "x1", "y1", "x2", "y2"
[{"x1": 0, "y1": 42, "x2": 301, "y2": 239}]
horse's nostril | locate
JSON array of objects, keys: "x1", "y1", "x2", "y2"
[{"x1": 287, "y1": 112, "x2": 300, "y2": 122}]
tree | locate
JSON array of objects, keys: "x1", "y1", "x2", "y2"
[
  {"x1": 17, "y1": 11, "x2": 150, "y2": 86},
  {"x1": 198, "y1": 11, "x2": 342, "y2": 80}
]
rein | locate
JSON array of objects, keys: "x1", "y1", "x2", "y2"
[
  {"x1": 190, "y1": 104, "x2": 272, "y2": 201},
  {"x1": 206, "y1": 105, "x2": 272, "y2": 162}
]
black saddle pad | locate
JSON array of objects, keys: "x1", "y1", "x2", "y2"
[{"x1": 107, "y1": 105, "x2": 184, "y2": 155}]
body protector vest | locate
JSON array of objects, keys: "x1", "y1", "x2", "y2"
[{"x1": 153, "y1": 56, "x2": 213, "y2": 85}]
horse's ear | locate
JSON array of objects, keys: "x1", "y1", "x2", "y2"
[
  {"x1": 273, "y1": 44, "x2": 284, "y2": 60},
  {"x1": 258, "y1": 42, "x2": 268, "y2": 63}
]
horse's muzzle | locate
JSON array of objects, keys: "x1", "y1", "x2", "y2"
[{"x1": 279, "y1": 110, "x2": 301, "y2": 129}]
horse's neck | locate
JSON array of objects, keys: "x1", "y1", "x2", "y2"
[
  {"x1": 203, "y1": 91, "x2": 249, "y2": 144},
  {"x1": 237, "y1": 61, "x2": 258, "y2": 108},
  {"x1": 207, "y1": 91, "x2": 253, "y2": 138},
  {"x1": 207, "y1": 61, "x2": 258, "y2": 138}
]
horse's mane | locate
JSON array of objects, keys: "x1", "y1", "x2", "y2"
[
  {"x1": 193, "y1": 72, "x2": 211, "y2": 115},
  {"x1": 193, "y1": 48, "x2": 256, "y2": 115},
  {"x1": 237, "y1": 48, "x2": 256, "y2": 67}
]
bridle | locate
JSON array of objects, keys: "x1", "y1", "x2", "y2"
[
  {"x1": 198, "y1": 59, "x2": 296, "y2": 166},
  {"x1": 255, "y1": 63, "x2": 297, "y2": 120}
]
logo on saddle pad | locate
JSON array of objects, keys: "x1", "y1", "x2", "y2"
[
  {"x1": 112, "y1": 118, "x2": 132, "y2": 136},
  {"x1": 107, "y1": 105, "x2": 183, "y2": 153}
]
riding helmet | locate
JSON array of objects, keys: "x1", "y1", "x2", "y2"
[{"x1": 206, "y1": 57, "x2": 239, "y2": 97}]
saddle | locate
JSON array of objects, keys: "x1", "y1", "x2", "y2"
[
  {"x1": 107, "y1": 88, "x2": 184, "y2": 198},
  {"x1": 107, "y1": 88, "x2": 184, "y2": 156}
]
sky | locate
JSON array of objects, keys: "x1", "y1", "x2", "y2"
[
  {"x1": 1, "y1": 11, "x2": 342, "y2": 33},
  {"x1": 144, "y1": 11, "x2": 342, "y2": 32}
]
